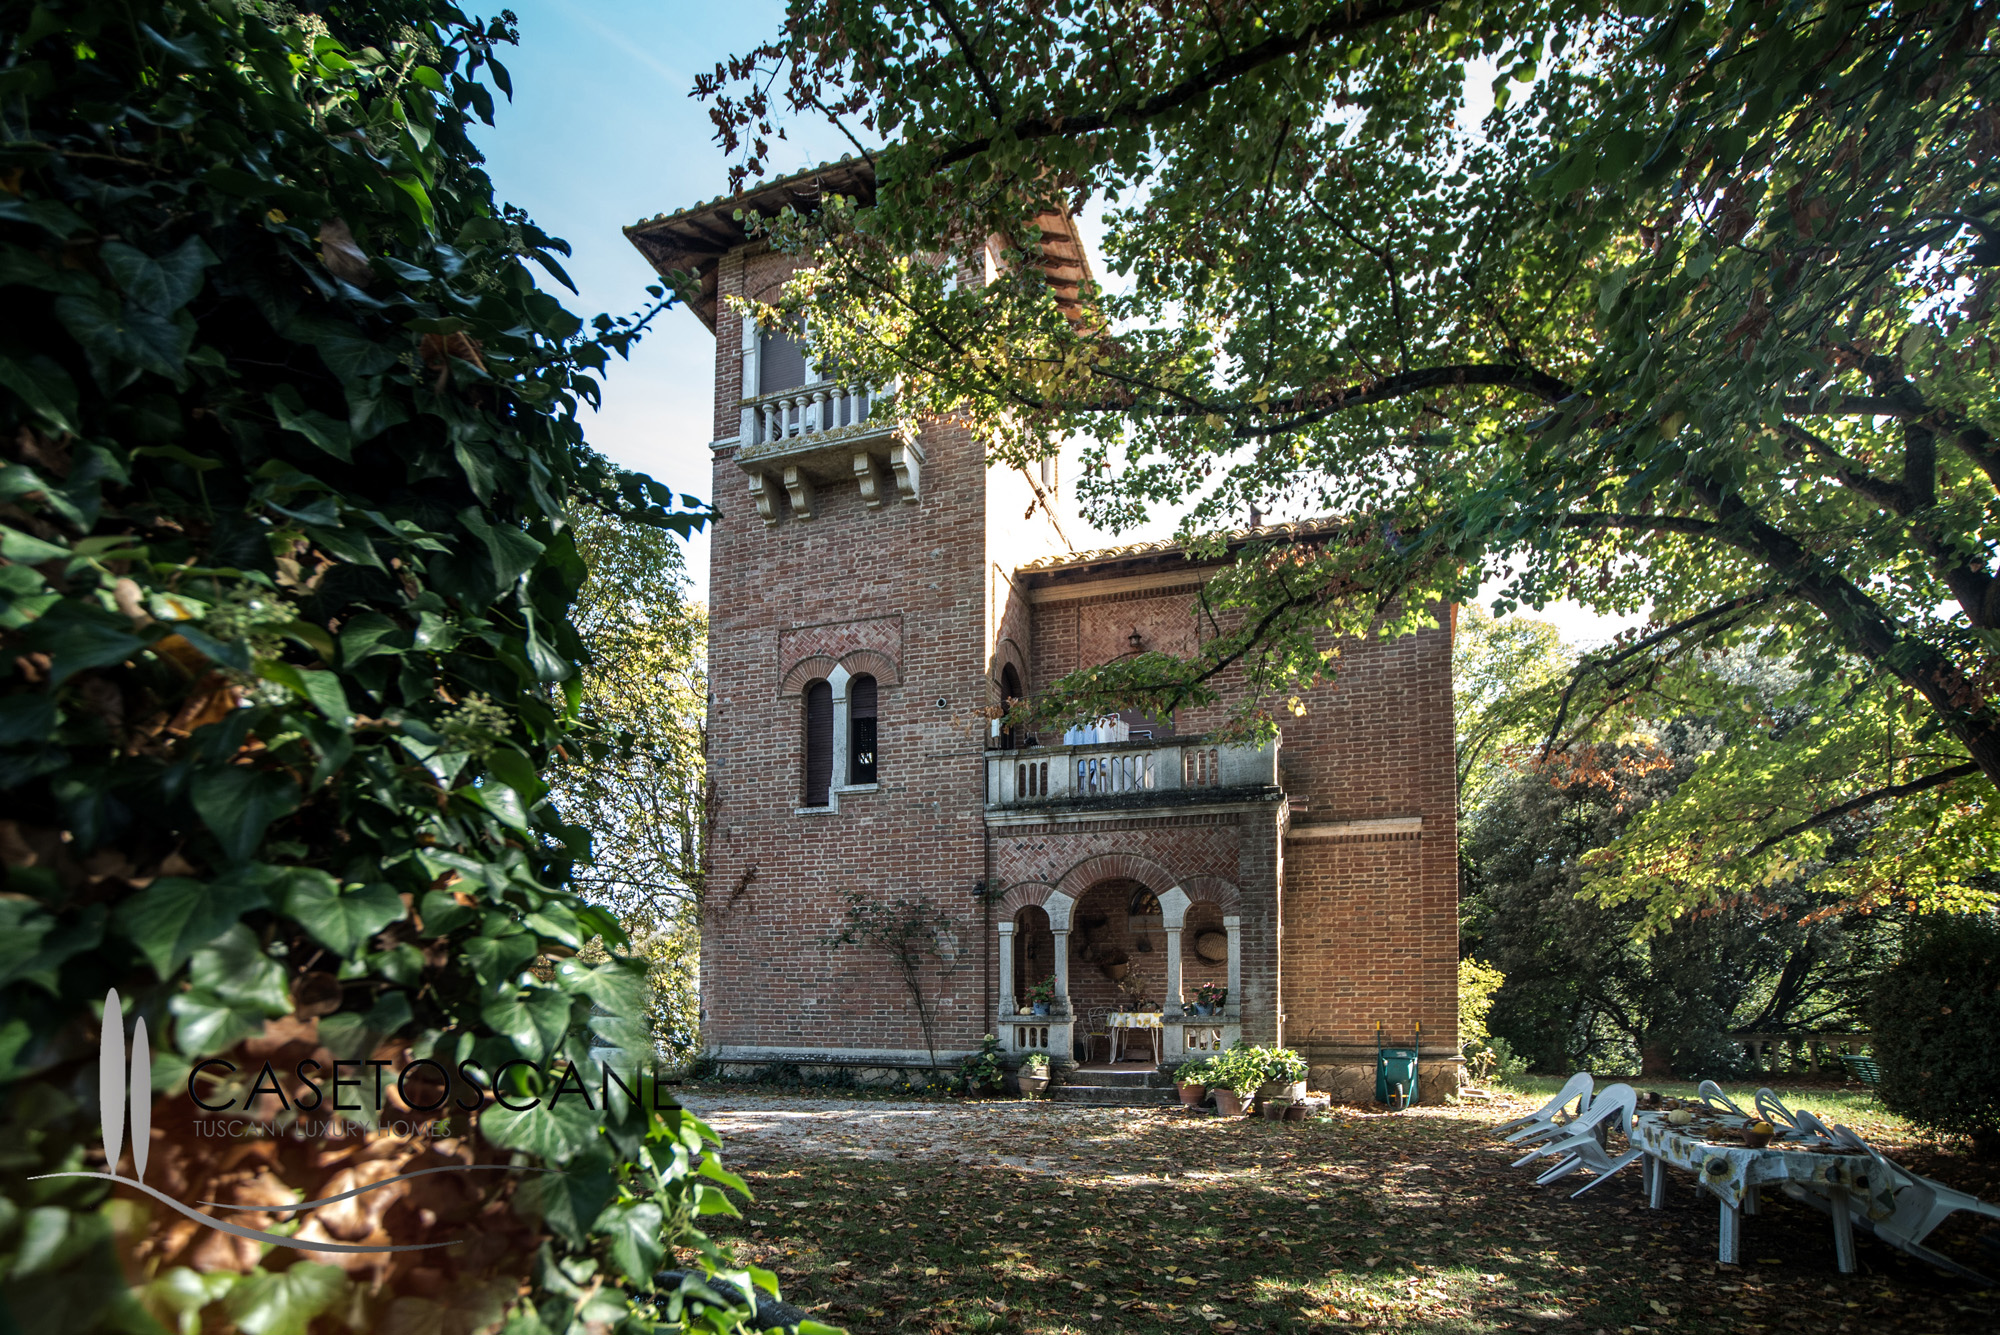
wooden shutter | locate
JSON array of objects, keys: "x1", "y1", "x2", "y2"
[
  {"x1": 803, "y1": 680, "x2": 833, "y2": 806},
  {"x1": 849, "y1": 674, "x2": 878, "y2": 785},
  {"x1": 760, "y1": 328, "x2": 807, "y2": 392}
]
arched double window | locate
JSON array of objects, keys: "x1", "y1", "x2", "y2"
[
  {"x1": 803, "y1": 673, "x2": 882, "y2": 807},
  {"x1": 802, "y1": 680, "x2": 833, "y2": 807},
  {"x1": 849, "y1": 674, "x2": 878, "y2": 785}
]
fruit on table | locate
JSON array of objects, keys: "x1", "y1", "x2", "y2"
[{"x1": 1667, "y1": 1110, "x2": 1695, "y2": 1126}]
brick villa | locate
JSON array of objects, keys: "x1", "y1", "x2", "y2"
[{"x1": 625, "y1": 160, "x2": 1460, "y2": 1101}]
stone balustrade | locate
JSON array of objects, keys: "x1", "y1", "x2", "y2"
[{"x1": 985, "y1": 737, "x2": 1276, "y2": 808}]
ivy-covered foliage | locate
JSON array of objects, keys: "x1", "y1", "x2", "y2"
[{"x1": 0, "y1": 3, "x2": 797, "y2": 1332}]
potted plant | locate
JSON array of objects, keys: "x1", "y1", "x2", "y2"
[
  {"x1": 1173, "y1": 1057, "x2": 1212, "y2": 1108},
  {"x1": 1025, "y1": 978, "x2": 1057, "y2": 1017},
  {"x1": 959, "y1": 1034, "x2": 1007, "y2": 1095},
  {"x1": 1254, "y1": 1046, "x2": 1310, "y2": 1107},
  {"x1": 1191, "y1": 983, "x2": 1228, "y2": 1017},
  {"x1": 1208, "y1": 1047, "x2": 1261, "y2": 1116},
  {"x1": 1017, "y1": 1052, "x2": 1051, "y2": 1095}
]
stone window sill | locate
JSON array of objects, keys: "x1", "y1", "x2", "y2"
[{"x1": 834, "y1": 783, "x2": 879, "y2": 795}]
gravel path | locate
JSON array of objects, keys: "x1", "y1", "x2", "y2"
[{"x1": 676, "y1": 1092, "x2": 1175, "y2": 1174}]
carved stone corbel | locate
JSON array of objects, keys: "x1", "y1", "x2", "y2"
[
  {"x1": 889, "y1": 442, "x2": 921, "y2": 503},
  {"x1": 781, "y1": 465, "x2": 816, "y2": 519},
  {"x1": 748, "y1": 471, "x2": 781, "y2": 526},
  {"x1": 853, "y1": 452, "x2": 890, "y2": 509}
]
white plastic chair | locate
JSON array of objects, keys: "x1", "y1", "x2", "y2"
[
  {"x1": 1781, "y1": 1134, "x2": 2000, "y2": 1283},
  {"x1": 1697, "y1": 1079, "x2": 1751, "y2": 1119},
  {"x1": 1753, "y1": 1088, "x2": 1829, "y2": 1142},
  {"x1": 1527, "y1": 1084, "x2": 1641, "y2": 1194},
  {"x1": 1493, "y1": 1072, "x2": 1594, "y2": 1142}
]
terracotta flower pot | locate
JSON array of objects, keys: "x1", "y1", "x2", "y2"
[
  {"x1": 1213, "y1": 1089, "x2": 1247, "y2": 1116},
  {"x1": 1283, "y1": 1102, "x2": 1308, "y2": 1122},
  {"x1": 1177, "y1": 1081, "x2": 1208, "y2": 1107},
  {"x1": 1262, "y1": 1098, "x2": 1292, "y2": 1121},
  {"x1": 1018, "y1": 1073, "x2": 1049, "y2": 1096}
]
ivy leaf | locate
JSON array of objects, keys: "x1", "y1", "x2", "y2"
[
  {"x1": 256, "y1": 662, "x2": 352, "y2": 726},
  {"x1": 17, "y1": 601, "x2": 146, "y2": 686},
  {"x1": 53, "y1": 291, "x2": 193, "y2": 381},
  {"x1": 515, "y1": 1151, "x2": 614, "y2": 1244},
  {"x1": 598, "y1": 1200, "x2": 665, "y2": 1284},
  {"x1": 188, "y1": 922, "x2": 292, "y2": 1014},
  {"x1": 464, "y1": 931, "x2": 538, "y2": 984},
  {"x1": 281, "y1": 877, "x2": 405, "y2": 957},
  {"x1": 269, "y1": 394, "x2": 354, "y2": 462},
  {"x1": 191, "y1": 765, "x2": 301, "y2": 863},
  {"x1": 116, "y1": 872, "x2": 272, "y2": 980},
  {"x1": 101, "y1": 236, "x2": 217, "y2": 314},
  {"x1": 225, "y1": 1263, "x2": 348, "y2": 1335},
  {"x1": 480, "y1": 1094, "x2": 600, "y2": 1162},
  {"x1": 458, "y1": 506, "x2": 545, "y2": 592},
  {"x1": 481, "y1": 985, "x2": 573, "y2": 1061}
]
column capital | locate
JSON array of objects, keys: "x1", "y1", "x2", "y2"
[{"x1": 996, "y1": 921, "x2": 1016, "y2": 936}]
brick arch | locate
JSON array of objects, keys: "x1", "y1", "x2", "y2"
[
  {"x1": 996, "y1": 881, "x2": 1060, "y2": 920},
  {"x1": 779, "y1": 655, "x2": 837, "y2": 695},
  {"x1": 989, "y1": 637, "x2": 1028, "y2": 700},
  {"x1": 1054, "y1": 853, "x2": 1178, "y2": 903},
  {"x1": 837, "y1": 648, "x2": 901, "y2": 687},
  {"x1": 1177, "y1": 874, "x2": 1242, "y2": 913}
]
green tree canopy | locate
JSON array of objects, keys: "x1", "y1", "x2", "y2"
[
  {"x1": 708, "y1": 0, "x2": 2000, "y2": 913},
  {"x1": 557, "y1": 513, "x2": 708, "y2": 1067}
]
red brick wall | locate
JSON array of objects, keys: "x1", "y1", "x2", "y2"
[
  {"x1": 1024, "y1": 586, "x2": 1459, "y2": 1059},
  {"x1": 700, "y1": 243, "x2": 1065, "y2": 1060},
  {"x1": 698, "y1": 239, "x2": 1455, "y2": 1073}
]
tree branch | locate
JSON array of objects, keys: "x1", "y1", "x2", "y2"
[
  {"x1": 1739, "y1": 763, "x2": 1982, "y2": 861},
  {"x1": 927, "y1": 0, "x2": 1441, "y2": 171}
]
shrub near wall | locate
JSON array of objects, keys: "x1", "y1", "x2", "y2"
[
  {"x1": 1868, "y1": 915, "x2": 2000, "y2": 1155},
  {"x1": 0, "y1": 4, "x2": 780, "y2": 1333}
]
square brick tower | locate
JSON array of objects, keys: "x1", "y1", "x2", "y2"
[{"x1": 627, "y1": 159, "x2": 1461, "y2": 1101}]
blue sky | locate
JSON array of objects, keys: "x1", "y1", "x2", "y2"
[
  {"x1": 475, "y1": 0, "x2": 851, "y2": 588},
  {"x1": 473, "y1": 2, "x2": 1641, "y2": 646}
]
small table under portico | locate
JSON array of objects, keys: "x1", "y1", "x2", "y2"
[{"x1": 1108, "y1": 1011, "x2": 1164, "y2": 1063}]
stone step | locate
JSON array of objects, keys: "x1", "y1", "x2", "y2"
[
  {"x1": 1070, "y1": 1068, "x2": 1170, "y2": 1089},
  {"x1": 1049, "y1": 1084, "x2": 1180, "y2": 1107}
]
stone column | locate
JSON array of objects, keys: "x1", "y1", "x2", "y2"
[
  {"x1": 1157, "y1": 886, "x2": 1190, "y2": 1017},
  {"x1": 1223, "y1": 913, "x2": 1242, "y2": 1018},
  {"x1": 997, "y1": 922, "x2": 1017, "y2": 1019},
  {"x1": 1045, "y1": 891, "x2": 1076, "y2": 1020}
]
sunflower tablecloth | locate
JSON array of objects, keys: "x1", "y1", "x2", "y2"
[{"x1": 1630, "y1": 1111, "x2": 1897, "y2": 1219}]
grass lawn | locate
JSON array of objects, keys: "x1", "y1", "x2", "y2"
[
  {"x1": 688, "y1": 1087, "x2": 2000, "y2": 1335},
  {"x1": 1493, "y1": 1075, "x2": 1907, "y2": 1138}
]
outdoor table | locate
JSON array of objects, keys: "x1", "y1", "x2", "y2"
[
  {"x1": 1108, "y1": 1011, "x2": 1163, "y2": 1063},
  {"x1": 1631, "y1": 1110, "x2": 1898, "y2": 1272}
]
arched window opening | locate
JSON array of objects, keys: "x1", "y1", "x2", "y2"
[
  {"x1": 802, "y1": 679, "x2": 833, "y2": 807},
  {"x1": 999, "y1": 663, "x2": 1023, "y2": 750},
  {"x1": 849, "y1": 674, "x2": 878, "y2": 785}
]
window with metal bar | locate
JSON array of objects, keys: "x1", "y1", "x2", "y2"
[
  {"x1": 849, "y1": 674, "x2": 878, "y2": 785},
  {"x1": 802, "y1": 679, "x2": 833, "y2": 806}
]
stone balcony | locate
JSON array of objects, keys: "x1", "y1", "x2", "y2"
[
  {"x1": 736, "y1": 378, "x2": 921, "y2": 523},
  {"x1": 984, "y1": 736, "x2": 1279, "y2": 811}
]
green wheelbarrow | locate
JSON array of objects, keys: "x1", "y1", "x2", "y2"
[{"x1": 1375, "y1": 1021, "x2": 1420, "y2": 1110}]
